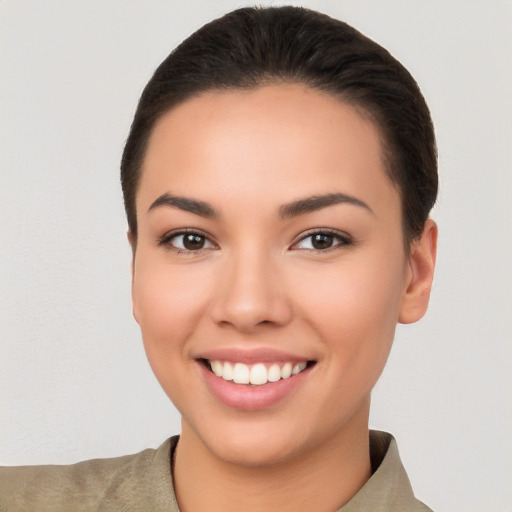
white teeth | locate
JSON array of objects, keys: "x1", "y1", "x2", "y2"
[
  {"x1": 267, "y1": 364, "x2": 281, "y2": 382},
  {"x1": 208, "y1": 360, "x2": 308, "y2": 385},
  {"x1": 233, "y1": 363, "x2": 250, "y2": 384},
  {"x1": 249, "y1": 363, "x2": 268, "y2": 385},
  {"x1": 281, "y1": 362, "x2": 292, "y2": 379},
  {"x1": 211, "y1": 360, "x2": 223, "y2": 377},
  {"x1": 292, "y1": 362, "x2": 307, "y2": 375},
  {"x1": 222, "y1": 361, "x2": 233, "y2": 381}
]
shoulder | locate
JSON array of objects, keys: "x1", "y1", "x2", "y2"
[{"x1": 0, "y1": 437, "x2": 179, "y2": 512}]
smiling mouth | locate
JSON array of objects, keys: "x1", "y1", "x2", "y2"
[{"x1": 201, "y1": 359, "x2": 315, "y2": 386}]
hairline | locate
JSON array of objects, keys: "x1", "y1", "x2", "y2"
[{"x1": 129, "y1": 79, "x2": 411, "y2": 248}]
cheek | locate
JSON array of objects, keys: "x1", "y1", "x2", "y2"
[
  {"x1": 293, "y1": 254, "x2": 406, "y2": 370},
  {"x1": 132, "y1": 259, "x2": 212, "y2": 365}
]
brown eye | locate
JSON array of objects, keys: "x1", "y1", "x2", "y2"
[
  {"x1": 183, "y1": 233, "x2": 206, "y2": 250},
  {"x1": 293, "y1": 230, "x2": 352, "y2": 251},
  {"x1": 160, "y1": 231, "x2": 215, "y2": 252},
  {"x1": 311, "y1": 233, "x2": 334, "y2": 250}
]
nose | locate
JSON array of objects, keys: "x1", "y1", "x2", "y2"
[{"x1": 210, "y1": 248, "x2": 293, "y2": 333}]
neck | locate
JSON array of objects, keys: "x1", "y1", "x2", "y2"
[{"x1": 173, "y1": 410, "x2": 372, "y2": 512}]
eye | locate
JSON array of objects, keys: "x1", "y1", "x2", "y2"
[
  {"x1": 292, "y1": 230, "x2": 352, "y2": 251},
  {"x1": 158, "y1": 230, "x2": 216, "y2": 252}
]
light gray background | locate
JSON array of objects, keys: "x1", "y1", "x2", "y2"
[{"x1": 1, "y1": 1, "x2": 511, "y2": 511}]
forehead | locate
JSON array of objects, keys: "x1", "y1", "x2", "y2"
[{"x1": 138, "y1": 84, "x2": 398, "y2": 215}]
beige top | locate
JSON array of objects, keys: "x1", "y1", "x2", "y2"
[{"x1": 0, "y1": 431, "x2": 433, "y2": 511}]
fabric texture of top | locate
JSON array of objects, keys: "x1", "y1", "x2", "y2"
[{"x1": 0, "y1": 430, "x2": 432, "y2": 511}]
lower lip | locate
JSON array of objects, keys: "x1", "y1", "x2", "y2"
[{"x1": 199, "y1": 362, "x2": 312, "y2": 411}]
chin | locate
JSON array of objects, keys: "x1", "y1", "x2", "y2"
[
  {"x1": 181, "y1": 414, "x2": 306, "y2": 467},
  {"x1": 209, "y1": 434, "x2": 305, "y2": 468}
]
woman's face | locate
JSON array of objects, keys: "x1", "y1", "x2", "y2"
[{"x1": 131, "y1": 84, "x2": 427, "y2": 466}]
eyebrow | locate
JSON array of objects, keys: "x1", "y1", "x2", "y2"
[
  {"x1": 147, "y1": 193, "x2": 219, "y2": 218},
  {"x1": 147, "y1": 191, "x2": 372, "y2": 219},
  {"x1": 279, "y1": 193, "x2": 373, "y2": 219}
]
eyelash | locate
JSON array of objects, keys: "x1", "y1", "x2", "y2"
[
  {"x1": 157, "y1": 229, "x2": 217, "y2": 255},
  {"x1": 157, "y1": 228, "x2": 353, "y2": 254},
  {"x1": 291, "y1": 228, "x2": 353, "y2": 252}
]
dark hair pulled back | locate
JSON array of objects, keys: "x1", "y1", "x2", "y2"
[{"x1": 121, "y1": 6, "x2": 437, "y2": 242}]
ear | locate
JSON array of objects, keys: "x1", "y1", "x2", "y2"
[
  {"x1": 399, "y1": 219, "x2": 438, "y2": 324},
  {"x1": 127, "y1": 230, "x2": 137, "y2": 280},
  {"x1": 127, "y1": 230, "x2": 140, "y2": 325}
]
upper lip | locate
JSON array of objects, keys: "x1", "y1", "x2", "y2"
[{"x1": 195, "y1": 347, "x2": 314, "y2": 364}]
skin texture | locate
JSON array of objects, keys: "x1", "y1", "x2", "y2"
[{"x1": 130, "y1": 84, "x2": 437, "y2": 512}]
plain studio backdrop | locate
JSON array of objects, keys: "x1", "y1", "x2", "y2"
[{"x1": 1, "y1": 1, "x2": 511, "y2": 511}]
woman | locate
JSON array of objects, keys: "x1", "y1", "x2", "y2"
[{"x1": 1, "y1": 6, "x2": 437, "y2": 511}]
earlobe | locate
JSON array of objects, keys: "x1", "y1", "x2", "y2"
[{"x1": 399, "y1": 219, "x2": 438, "y2": 324}]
